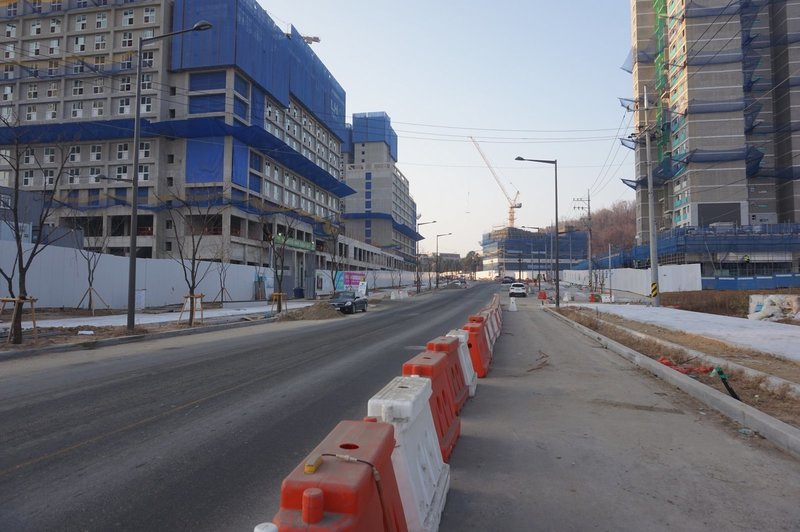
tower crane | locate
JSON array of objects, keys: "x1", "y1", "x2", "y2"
[{"x1": 470, "y1": 137, "x2": 522, "y2": 228}]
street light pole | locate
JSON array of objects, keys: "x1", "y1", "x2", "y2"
[
  {"x1": 416, "y1": 220, "x2": 436, "y2": 293},
  {"x1": 126, "y1": 20, "x2": 212, "y2": 331},
  {"x1": 516, "y1": 157, "x2": 559, "y2": 307},
  {"x1": 435, "y1": 232, "x2": 452, "y2": 289},
  {"x1": 521, "y1": 225, "x2": 542, "y2": 290}
]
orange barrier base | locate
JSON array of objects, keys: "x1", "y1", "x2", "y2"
[
  {"x1": 272, "y1": 419, "x2": 408, "y2": 531},
  {"x1": 462, "y1": 322, "x2": 492, "y2": 378}
]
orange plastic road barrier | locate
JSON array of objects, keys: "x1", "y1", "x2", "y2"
[
  {"x1": 426, "y1": 336, "x2": 468, "y2": 413},
  {"x1": 403, "y1": 351, "x2": 461, "y2": 462},
  {"x1": 271, "y1": 419, "x2": 408, "y2": 532},
  {"x1": 462, "y1": 322, "x2": 492, "y2": 378},
  {"x1": 469, "y1": 313, "x2": 496, "y2": 353}
]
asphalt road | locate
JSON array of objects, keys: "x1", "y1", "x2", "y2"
[{"x1": 0, "y1": 284, "x2": 498, "y2": 531}]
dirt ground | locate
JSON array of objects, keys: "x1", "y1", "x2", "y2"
[
  {"x1": 661, "y1": 288, "x2": 800, "y2": 322},
  {"x1": 559, "y1": 306, "x2": 800, "y2": 431}
]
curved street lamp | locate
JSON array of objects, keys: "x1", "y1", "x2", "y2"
[
  {"x1": 126, "y1": 20, "x2": 212, "y2": 331},
  {"x1": 515, "y1": 157, "x2": 559, "y2": 307}
]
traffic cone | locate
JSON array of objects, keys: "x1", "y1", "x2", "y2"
[{"x1": 508, "y1": 297, "x2": 518, "y2": 312}]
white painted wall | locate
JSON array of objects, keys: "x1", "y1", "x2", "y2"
[
  {"x1": 0, "y1": 240, "x2": 270, "y2": 309},
  {"x1": 561, "y1": 263, "x2": 702, "y2": 295}
]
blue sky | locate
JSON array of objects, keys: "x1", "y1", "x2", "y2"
[{"x1": 257, "y1": 1, "x2": 634, "y2": 255}]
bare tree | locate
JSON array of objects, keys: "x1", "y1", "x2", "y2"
[
  {"x1": 64, "y1": 214, "x2": 118, "y2": 315},
  {"x1": 161, "y1": 186, "x2": 228, "y2": 326},
  {"x1": 263, "y1": 210, "x2": 301, "y2": 313},
  {"x1": 0, "y1": 117, "x2": 73, "y2": 343},
  {"x1": 318, "y1": 216, "x2": 346, "y2": 296}
]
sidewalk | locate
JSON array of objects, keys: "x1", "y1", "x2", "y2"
[{"x1": 439, "y1": 296, "x2": 800, "y2": 531}]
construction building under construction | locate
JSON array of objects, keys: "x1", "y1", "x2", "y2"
[{"x1": 481, "y1": 226, "x2": 589, "y2": 279}]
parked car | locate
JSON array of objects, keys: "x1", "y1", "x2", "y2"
[
  {"x1": 500, "y1": 276, "x2": 515, "y2": 284},
  {"x1": 329, "y1": 291, "x2": 368, "y2": 314},
  {"x1": 508, "y1": 282, "x2": 527, "y2": 297}
]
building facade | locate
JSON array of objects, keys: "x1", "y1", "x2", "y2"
[
  {"x1": 628, "y1": 0, "x2": 800, "y2": 243},
  {"x1": 342, "y1": 112, "x2": 420, "y2": 271},
  {"x1": 0, "y1": 0, "x2": 363, "y2": 294}
]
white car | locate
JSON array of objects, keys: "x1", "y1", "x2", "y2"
[{"x1": 508, "y1": 282, "x2": 527, "y2": 297}]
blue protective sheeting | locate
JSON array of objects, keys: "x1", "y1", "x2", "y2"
[
  {"x1": 351, "y1": 113, "x2": 399, "y2": 161},
  {"x1": 171, "y1": 0, "x2": 346, "y2": 142},
  {"x1": 232, "y1": 139, "x2": 249, "y2": 187},
  {"x1": 702, "y1": 274, "x2": 800, "y2": 290},
  {"x1": 186, "y1": 137, "x2": 224, "y2": 183},
  {"x1": 150, "y1": 118, "x2": 355, "y2": 197}
]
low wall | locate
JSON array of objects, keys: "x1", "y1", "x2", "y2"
[
  {"x1": 561, "y1": 263, "x2": 702, "y2": 295},
  {"x1": 0, "y1": 240, "x2": 268, "y2": 309}
]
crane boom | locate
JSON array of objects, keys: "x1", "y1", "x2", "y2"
[{"x1": 470, "y1": 137, "x2": 522, "y2": 227}]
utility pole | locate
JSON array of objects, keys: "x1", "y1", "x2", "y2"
[
  {"x1": 574, "y1": 189, "x2": 592, "y2": 291},
  {"x1": 642, "y1": 86, "x2": 660, "y2": 306}
]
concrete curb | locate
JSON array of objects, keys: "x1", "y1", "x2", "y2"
[
  {"x1": 0, "y1": 315, "x2": 275, "y2": 362},
  {"x1": 545, "y1": 307, "x2": 800, "y2": 461}
]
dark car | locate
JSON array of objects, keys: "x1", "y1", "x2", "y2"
[{"x1": 329, "y1": 291, "x2": 368, "y2": 314}]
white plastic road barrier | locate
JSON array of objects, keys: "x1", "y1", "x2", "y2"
[
  {"x1": 483, "y1": 314, "x2": 498, "y2": 348},
  {"x1": 508, "y1": 297, "x2": 518, "y2": 312},
  {"x1": 368, "y1": 376, "x2": 450, "y2": 532},
  {"x1": 446, "y1": 329, "x2": 478, "y2": 397},
  {"x1": 391, "y1": 289, "x2": 409, "y2": 300},
  {"x1": 253, "y1": 523, "x2": 278, "y2": 532}
]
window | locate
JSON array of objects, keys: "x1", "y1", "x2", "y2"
[
  {"x1": 73, "y1": 36, "x2": 85, "y2": 52},
  {"x1": 72, "y1": 80, "x2": 83, "y2": 96},
  {"x1": 167, "y1": 154, "x2": 174, "y2": 164},
  {"x1": 25, "y1": 105, "x2": 37, "y2": 121},
  {"x1": 89, "y1": 167, "x2": 101, "y2": 183},
  {"x1": 118, "y1": 97, "x2": 130, "y2": 115},
  {"x1": 2, "y1": 44, "x2": 12, "y2": 61},
  {"x1": 140, "y1": 73, "x2": 152, "y2": 90},
  {"x1": 165, "y1": 241, "x2": 172, "y2": 252},
  {"x1": 74, "y1": 15, "x2": 87, "y2": 32},
  {"x1": 93, "y1": 55, "x2": 105, "y2": 71},
  {"x1": 121, "y1": 31, "x2": 132, "y2": 48},
  {"x1": 46, "y1": 102, "x2": 58, "y2": 119},
  {"x1": 1, "y1": 86, "x2": 12, "y2": 102},
  {"x1": 4, "y1": 65, "x2": 15, "y2": 80},
  {"x1": 142, "y1": 28, "x2": 154, "y2": 39},
  {"x1": 138, "y1": 164, "x2": 149, "y2": 181},
  {"x1": 48, "y1": 38, "x2": 60, "y2": 54},
  {"x1": 69, "y1": 146, "x2": 80, "y2": 162},
  {"x1": 123, "y1": 9, "x2": 134, "y2": 26},
  {"x1": 116, "y1": 165, "x2": 128, "y2": 180},
  {"x1": 118, "y1": 76, "x2": 131, "y2": 92},
  {"x1": 47, "y1": 60, "x2": 58, "y2": 76},
  {"x1": 166, "y1": 176, "x2": 174, "y2": 186},
  {"x1": 92, "y1": 78, "x2": 104, "y2": 94},
  {"x1": 143, "y1": 7, "x2": 156, "y2": 23},
  {"x1": 94, "y1": 34, "x2": 106, "y2": 50},
  {"x1": 72, "y1": 61, "x2": 85, "y2": 74},
  {"x1": 120, "y1": 55, "x2": 132, "y2": 70},
  {"x1": 91, "y1": 100, "x2": 103, "y2": 117},
  {"x1": 30, "y1": 41, "x2": 41, "y2": 56},
  {"x1": 91, "y1": 144, "x2": 102, "y2": 161},
  {"x1": 117, "y1": 143, "x2": 129, "y2": 160},
  {"x1": 23, "y1": 170, "x2": 33, "y2": 187},
  {"x1": 49, "y1": 18, "x2": 61, "y2": 33},
  {"x1": 71, "y1": 101, "x2": 83, "y2": 118},
  {"x1": 0, "y1": 106, "x2": 13, "y2": 121},
  {"x1": 68, "y1": 168, "x2": 80, "y2": 184},
  {"x1": 5, "y1": 23, "x2": 16, "y2": 38},
  {"x1": 31, "y1": 20, "x2": 42, "y2": 35},
  {"x1": 44, "y1": 147, "x2": 55, "y2": 163},
  {"x1": 141, "y1": 51, "x2": 153, "y2": 68},
  {"x1": 31, "y1": 0, "x2": 42, "y2": 13},
  {"x1": 47, "y1": 81, "x2": 59, "y2": 98},
  {"x1": 140, "y1": 95, "x2": 152, "y2": 113},
  {"x1": 139, "y1": 142, "x2": 150, "y2": 158},
  {"x1": 96, "y1": 13, "x2": 107, "y2": 29}
]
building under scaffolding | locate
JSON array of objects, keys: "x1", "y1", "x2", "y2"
[
  {"x1": 481, "y1": 226, "x2": 588, "y2": 279},
  {"x1": 626, "y1": 0, "x2": 800, "y2": 243}
]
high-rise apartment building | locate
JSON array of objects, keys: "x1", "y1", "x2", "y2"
[
  {"x1": 342, "y1": 112, "x2": 420, "y2": 270},
  {"x1": 0, "y1": 0, "x2": 356, "y2": 292},
  {"x1": 628, "y1": 0, "x2": 800, "y2": 242}
]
